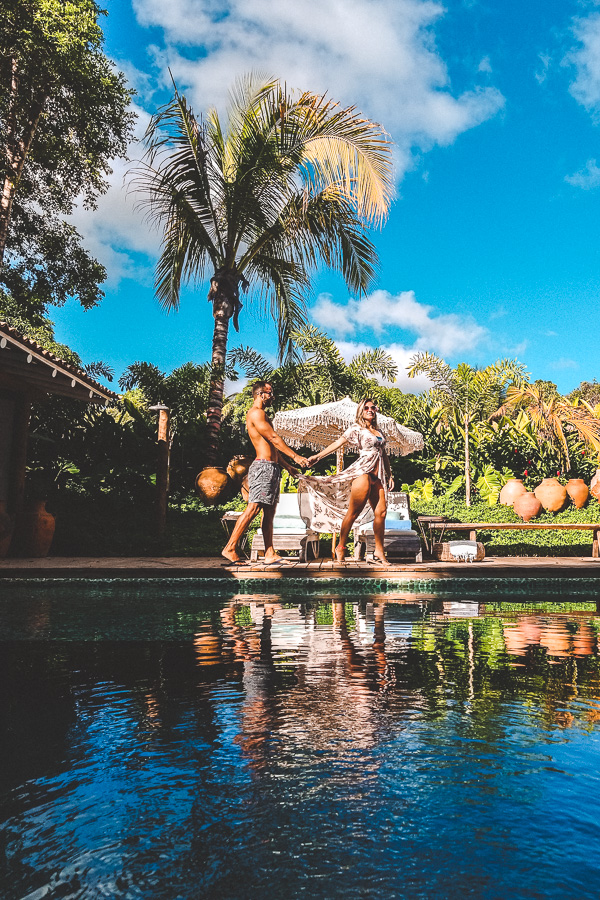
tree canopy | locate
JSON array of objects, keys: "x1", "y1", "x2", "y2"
[
  {"x1": 0, "y1": 0, "x2": 135, "y2": 311},
  {"x1": 132, "y1": 75, "x2": 393, "y2": 461}
]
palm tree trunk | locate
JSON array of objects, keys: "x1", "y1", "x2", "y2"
[
  {"x1": 206, "y1": 301, "x2": 231, "y2": 464},
  {"x1": 464, "y1": 414, "x2": 471, "y2": 507}
]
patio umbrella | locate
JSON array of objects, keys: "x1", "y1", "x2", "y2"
[{"x1": 272, "y1": 396, "x2": 424, "y2": 457}]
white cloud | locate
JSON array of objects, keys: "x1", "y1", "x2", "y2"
[
  {"x1": 565, "y1": 158, "x2": 600, "y2": 189},
  {"x1": 550, "y1": 357, "x2": 578, "y2": 370},
  {"x1": 312, "y1": 289, "x2": 488, "y2": 357},
  {"x1": 478, "y1": 56, "x2": 492, "y2": 74},
  {"x1": 68, "y1": 105, "x2": 161, "y2": 285},
  {"x1": 132, "y1": 0, "x2": 504, "y2": 181},
  {"x1": 335, "y1": 339, "x2": 432, "y2": 392},
  {"x1": 565, "y1": 12, "x2": 600, "y2": 116}
]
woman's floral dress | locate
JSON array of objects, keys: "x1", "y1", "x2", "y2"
[{"x1": 297, "y1": 424, "x2": 387, "y2": 533}]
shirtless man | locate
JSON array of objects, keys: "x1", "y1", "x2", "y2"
[{"x1": 222, "y1": 381, "x2": 308, "y2": 565}]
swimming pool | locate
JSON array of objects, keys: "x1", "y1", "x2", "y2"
[{"x1": 1, "y1": 578, "x2": 600, "y2": 899}]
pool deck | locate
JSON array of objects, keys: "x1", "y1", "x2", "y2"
[{"x1": 1, "y1": 555, "x2": 600, "y2": 580}]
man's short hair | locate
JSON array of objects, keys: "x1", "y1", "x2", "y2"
[{"x1": 252, "y1": 380, "x2": 271, "y2": 398}]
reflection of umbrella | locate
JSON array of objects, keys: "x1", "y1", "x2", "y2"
[{"x1": 272, "y1": 396, "x2": 424, "y2": 456}]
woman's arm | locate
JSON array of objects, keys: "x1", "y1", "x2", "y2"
[{"x1": 307, "y1": 435, "x2": 347, "y2": 467}]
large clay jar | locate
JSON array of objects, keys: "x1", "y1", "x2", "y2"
[
  {"x1": 499, "y1": 478, "x2": 528, "y2": 506},
  {"x1": 195, "y1": 467, "x2": 233, "y2": 505},
  {"x1": 0, "y1": 499, "x2": 14, "y2": 558},
  {"x1": 591, "y1": 469, "x2": 600, "y2": 502},
  {"x1": 566, "y1": 478, "x2": 589, "y2": 509},
  {"x1": 513, "y1": 491, "x2": 542, "y2": 522},
  {"x1": 534, "y1": 477, "x2": 567, "y2": 513},
  {"x1": 226, "y1": 455, "x2": 252, "y2": 483},
  {"x1": 20, "y1": 500, "x2": 56, "y2": 557}
]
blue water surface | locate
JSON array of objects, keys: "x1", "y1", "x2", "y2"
[{"x1": 1, "y1": 578, "x2": 599, "y2": 899}]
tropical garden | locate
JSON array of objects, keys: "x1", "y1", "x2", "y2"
[{"x1": 2, "y1": 0, "x2": 600, "y2": 558}]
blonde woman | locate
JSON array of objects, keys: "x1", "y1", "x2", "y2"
[{"x1": 298, "y1": 398, "x2": 393, "y2": 564}]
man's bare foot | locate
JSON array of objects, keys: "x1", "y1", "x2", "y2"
[
  {"x1": 264, "y1": 551, "x2": 283, "y2": 564},
  {"x1": 334, "y1": 545, "x2": 346, "y2": 563},
  {"x1": 222, "y1": 548, "x2": 244, "y2": 564}
]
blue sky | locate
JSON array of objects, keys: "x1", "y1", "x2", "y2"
[{"x1": 52, "y1": 0, "x2": 600, "y2": 393}]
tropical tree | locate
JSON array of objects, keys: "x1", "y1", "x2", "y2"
[
  {"x1": 408, "y1": 354, "x2": 527, "y2": 505},
  {"x1": 493, "y1": 383, "x2": 600, "y2": 473},
  {"x1": 0, "y1": 0, "x2": 134, "y2": 311},
  {"x1": 132, "y1": 75, "x2": 392, "y2": 462}
]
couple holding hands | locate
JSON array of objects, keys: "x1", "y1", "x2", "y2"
[{"x1": 222, "y1": 381, "x2": 394, "y2": 567}]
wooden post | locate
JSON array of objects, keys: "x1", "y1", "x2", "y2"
[
  {"x1": 332, "y1": 447, "x2": 344, "y2": 556},
  {"x1": 149, "y1": 405, "x2": 170, "y2": 537},
  {"x1": 10, "y1": 393, "x2": 31, "y2": 519}
]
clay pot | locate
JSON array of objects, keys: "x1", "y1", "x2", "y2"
[
  {"x1": 499, "y1": 478, "x2": 527, "y2": 506},
  {"x1": 195, "y1": 467, "x2": 233, "y2": 505},
  {"x1": 0, "y1": 500, "x2": 14, "y2": 558},
  {"x1": 226, "y1": 455, "x2": 252, "y2": 482},
  {"x1": 566, "y1": 478, "x2": 589, "y2": 509},
  {"x1": 591, "y1": 469, "x2": 600, "y2": 502},
  {"x1": 513, "y1": 491, "x2": 542, "y2": 522},
  {"x1": 19, "y1": 500, "x2": 56, "y2": 557},
  {"x1": 534, "y1": 477, "x2": 567, "y2": 513}
]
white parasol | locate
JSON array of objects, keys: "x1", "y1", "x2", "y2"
[{"x1": 272, "y1": 396, "x2": 424, "y2": 456}]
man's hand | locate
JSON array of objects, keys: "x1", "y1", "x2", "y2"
[
  {"x1": 307, "y1": 455, "x2": 319, "y2": 466},
  {"x1": 295, "y1": 455, "x2": 309, "y2": 467}
]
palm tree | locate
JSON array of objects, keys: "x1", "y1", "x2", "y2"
[
  {"x1": 494, "y1": 383, "x2": 600, "y2": 472},
  {"x1": 132, "y1": 75, "x2": 392, "y2": 462},
  {"x1": 408, "y1": 353, "x2": 526, "y2": 505}
]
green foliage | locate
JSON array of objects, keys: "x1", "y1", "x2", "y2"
[{"x1": 0, "y1": 0, "x2": 135, "y2": 309}]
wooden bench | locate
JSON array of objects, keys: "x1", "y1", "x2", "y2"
[{"x1": 419, "y1": 520, "x2": 600, "y2": 558}]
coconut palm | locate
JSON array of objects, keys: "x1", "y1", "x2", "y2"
[
  {"x1": 408, "y1": 353, "x2": 527, "y2": 505},
  {"x1": 494, "y1": 383, "x2": 600, "y2": 472},
  {"x1": 132, "y1": 75, "x2": 392, "y2": 462}
]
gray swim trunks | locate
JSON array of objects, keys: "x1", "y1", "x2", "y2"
[{"x1": 248, "y1": 459, "x2": 281, "y2": 506}]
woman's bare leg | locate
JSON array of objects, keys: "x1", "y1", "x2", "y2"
[
  {"x1": 336, "y1": 474, "x2": 371, "y2": 560},
  {"x1": 369, "y1": 478, "x2": 388, "y2": 563}
]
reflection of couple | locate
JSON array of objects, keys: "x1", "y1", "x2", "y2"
[{"x1": 222, "y1": 381, "x2": 393, "y2": 566}]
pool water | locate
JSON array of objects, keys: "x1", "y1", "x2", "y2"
[{"x1": 1, "y1": 579, "x2": 600, "y2": 899}]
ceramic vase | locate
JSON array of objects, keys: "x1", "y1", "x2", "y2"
[
  {"x1": 534, "y1": 477, "x2": 567, "y2": 513},
  {"x1": 0, "y1": 499, "x2": 14, "y2": 558},
  {"x1": 513, "y1": 491, "x2": 542, "y2": 522},
  {"x1": 591, "y1": 469, "x2": 600, "y2": 502},
  {"x1": 20, "y1": 500, "x2": 55, "y2": 557},
  {"x1": 499, "y1": 478, "x2": 527, "y2": 506},
  {"x1": 566, "y1": 478, "x2": 589, "y2": 509},
  {"x1": 195, "y1": 467, "x2": 233, "y2": 505},
  {"x1": 226, "y1": 455, "x2": 252, "y2": 482}
]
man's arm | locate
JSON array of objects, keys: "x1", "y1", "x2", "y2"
[{"x1": 251, "y1": 409, "x2": 308, "y2": 467}]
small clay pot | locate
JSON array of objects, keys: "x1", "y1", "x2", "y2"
[
  {"x1": 534, "y1": 477, "x2": 567, "y2": 513},
  {"x1": 499, "y1": 478, "x2": 527, "y2": 506},
  {"x1": 227, "y1": 455, "x2": 252, "y2": 482},
  {"x1": 19, "y1": 500, "x2": 56, "y2": 557},
  {"x1": 566, "y1": 478, "x2": 589, "y2": 509},
  {"x1": 195, "y1": 467, "x2": 233, "y2": 505},
  {"x1": 513, "y1": 491, "x2": 542, "y2": 522}
]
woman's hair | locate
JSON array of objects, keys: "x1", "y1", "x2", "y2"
[{"x1": 355, "y1": 397, "x2": 378, "y2": 429}]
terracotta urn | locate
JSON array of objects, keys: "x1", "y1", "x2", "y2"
[
  {"x1": 499, "y1": 478, "x2": 527, "y2": 506},
  {"x1": 513, "y1": 491, "x2": 542, "y2": 522},
  {"x1": 534, "y1": 477, "x2": 567, "y2": 513},
  {"x1": 226, "y1": 455, "x2": 252, "y2": 483},
  {"x1": 0, "y1": 499, "x2": 14, "y2": 558},
  {"x1": 195, "y1": 467, "x2": 233, "y2": 505},
  {"x1": 566, "y1": 478, "x2": 589, "y2": 509},
  {"x1": 20, "y1": 500, "x2": 56, "y2": 557},
  {"x1": 591, "y1": 468, "x2": 600, "y2": 502}
]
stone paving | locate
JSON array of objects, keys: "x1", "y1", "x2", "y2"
[{"x1": 1, "y1": 555, "x2": 600, "y2": 580}]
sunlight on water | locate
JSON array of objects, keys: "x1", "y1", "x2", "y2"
[{"x1": 1, "y1": 580, "x2": 600, "y2": 899}]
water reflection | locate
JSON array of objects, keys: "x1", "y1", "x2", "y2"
[{"x1": 2, "y1": 587, "x2": 600, "y2": 899}]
